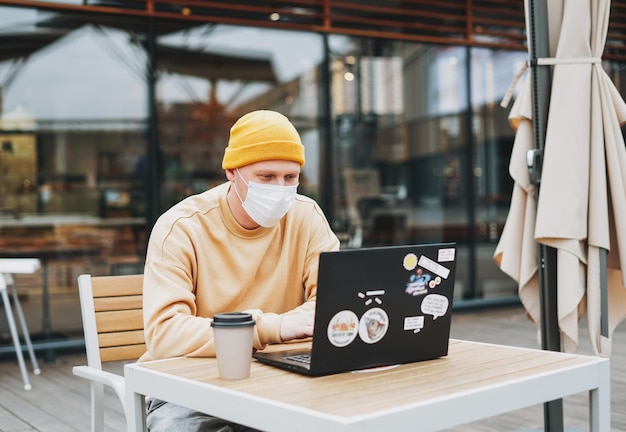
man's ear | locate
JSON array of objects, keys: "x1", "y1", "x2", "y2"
[{"x1": 225, "y1": 169, "x2": 236, "y2": 182}]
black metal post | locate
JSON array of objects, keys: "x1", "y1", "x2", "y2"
[
  {"x1": 528, "y1": 0, "x2": 564, "y2": 430},
  {"x1": 320, "y1": 34, "x2": 334, "y2": 225},
  {"x1": 145, "y1": 16, "x2": 161, "y2": 236},
  {"x1": 463, "y1": 45, "x2": 478, "y2": 301}
]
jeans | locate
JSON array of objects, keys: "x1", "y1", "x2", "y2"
[{"x1": 146, "y1": 398, "x2": 262, "y2": 432}]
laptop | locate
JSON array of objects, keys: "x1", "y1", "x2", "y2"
[{"x1": 253, "y1": 242, "x2": 457, "y2": 376}]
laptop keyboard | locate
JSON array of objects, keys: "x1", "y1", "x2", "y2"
[{"x1": 284, "y1": 354, "x2": 311, "y2": 364}]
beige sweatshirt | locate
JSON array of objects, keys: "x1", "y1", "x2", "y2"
[{"x1": 140, "y1": 182, "x2": 340, "y2": 361}]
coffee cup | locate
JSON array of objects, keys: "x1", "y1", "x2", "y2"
[{"x1": 211, "y1": 312, "x2": 256, "y2": 379}]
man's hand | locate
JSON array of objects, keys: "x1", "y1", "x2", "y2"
[{"x1": 280, "y1": 311, "x2": 314, "y2": 342}]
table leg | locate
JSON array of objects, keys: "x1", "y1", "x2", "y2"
[
  {"x1": 39, "y1": 257, "x2": 56, "y2": 363},
  {"x1": 11, "y1": 284, "x2": 41, "y2": 375},
  {"x1": 126, "y1": 383, "x2": 146, "y2": 432},
  {"x1": 589, "y1": 359, "x2": 611, "y2": 432},
  {"x1": 1, "y1": 285, "x2": 32, "y2": 390}
]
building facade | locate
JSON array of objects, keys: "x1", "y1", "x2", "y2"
[{"x1": 1, "y1": 1, "x2": 625, "y2": 339}]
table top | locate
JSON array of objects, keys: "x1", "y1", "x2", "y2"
[
  {"x1": 0, "y1": 258, "x2": 41, "y2": 274},
  {"x1": 0, "y1": 214, "x2": 145, "y2": 228},
  {"x1": 0, "y1": 244, "x2": 102, "y2": 259},
  {"x1": 126, "y1": 339, "x2": 609, "y2": 431}
]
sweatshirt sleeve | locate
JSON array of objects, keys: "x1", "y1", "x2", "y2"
[{"x1": 142, "y1": 220, "x2": 219, "y2": 360}]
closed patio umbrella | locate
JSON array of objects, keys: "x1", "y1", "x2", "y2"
[{"x1": 495, "y1": 0, "x2": 626, "y2": 358}]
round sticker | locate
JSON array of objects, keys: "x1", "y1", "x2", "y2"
[
  {"x1": 359, "y1": 307, "x2": 389, "y2": 344},
  {"x1": 403, "y1": 253, "x2": 418, "y2": 271},
  {"x1": 327, "y1": 310, "x2": 359, "y2": 347}
]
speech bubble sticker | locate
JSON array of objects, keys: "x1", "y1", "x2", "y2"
[
  {"x1": 421, "y1": 294, "x2": 449, "y2": 320},
  {"x1": 404, "y1": 315, "x2": 425, "y2": 333}
]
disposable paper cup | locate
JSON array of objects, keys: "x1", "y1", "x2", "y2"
[{"x1": 211, "y1": 312, "x2": 256, "y2": 380}]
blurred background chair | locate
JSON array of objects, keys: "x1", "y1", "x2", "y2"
[
  {"x1": 0, "y1": 258, "x2": 42, "y2": 390},
  {"x1": 342, "y1": 168, "x2": 382, "y2": 248},
  {"x1": 364, "y1": 212, "x2": 409, "y2": 246}
]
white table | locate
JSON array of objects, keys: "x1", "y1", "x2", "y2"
[
  {"x1": 0, "y1": 245, "x2": 103, "y2": 363},
  {"x1": 0, "y1": 258, "x2": 41, "y2": 390},
  {"x1": 124, "y1": 339, "x2": 610, "y2": 431}
]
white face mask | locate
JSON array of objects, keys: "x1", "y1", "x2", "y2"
[{"x1": 234, "y1": 169, "x2": 298, "y2": 228}]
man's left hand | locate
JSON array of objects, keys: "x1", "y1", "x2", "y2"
[{"x1": 280, "y1": 311, "x2": 314, "y2": 341}]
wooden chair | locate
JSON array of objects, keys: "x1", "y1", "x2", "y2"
[{"x1": 72, "y1": 273, "x2": 145, "y2": 432}]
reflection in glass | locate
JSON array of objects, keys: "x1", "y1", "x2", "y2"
[
  {"x1": 328, "y1": 37, "x2": 526, "y2": 300},
  {"x1": 0, "y1": 5, "x2": 556, "y2": 306},
  {"x1": 154, "y1": 25, "x2": 324, "y2": 211},
  {"x1": 0, "y1": 7, "x2": 148, "y2": 295}
]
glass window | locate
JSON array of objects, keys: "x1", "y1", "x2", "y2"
[
  {"x1": 0, "y1": 6, "x2": 148, "y2": 306},
  {"x1": 327, "y1": 37, "x2": 529, "y2": 300},
  {"x1": 0, "y1": 5, "x2": 566, "y2": 316},
  {"x1": 154, "y1": 25, "x2": 325, "y2": 211},
  {"x1": 470, "y1": 48, "x2": 527, "y2": 299}
]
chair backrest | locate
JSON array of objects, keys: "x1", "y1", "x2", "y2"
[{"x1": 77, "y1": 274, "x2": 145, "y2": 369}]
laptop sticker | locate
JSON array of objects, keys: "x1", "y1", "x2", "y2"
[
  {"x1": 421, "y1": 294, "x2": 449, "y2": 320},
  {"x1": 403, "y1": 253, "x2": 418, "y2": 270},
  {"x1": 405, "y1": 269, "x2": 431, "y2": 296},
  {"x1": 359, "y1": 307, "x2": 389, "y2": 344},
  {"x1": 404, "y1": 315, "x2": 425, "y2": 333},
  {"x1": 428, "y1": 275, "x2": 442, "y2": 289},
  {"x1": 438, "y1": 247, "x2": 456, "y2": 262},
  {"x1": 327, "y1": 310, "x2": 359, "y2": 347},
  {"x1": 418, "y1": 255, "x2": 450, "y2": 279},
  {"x1": 358, "y1": 290, "x2": 385, "y2": 306}
]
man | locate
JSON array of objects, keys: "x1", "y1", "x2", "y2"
[{"x1": 141, "y1": 110, "x2": 340, "y2": 431}]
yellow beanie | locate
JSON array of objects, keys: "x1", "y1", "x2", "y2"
[{"x1": 222, "y1": 110, "x2": 305, "y2": 169}]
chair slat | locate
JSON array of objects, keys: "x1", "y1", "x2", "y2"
[
  {"x1": 98, "y1": 329, "x2": 145, "y2": 348},
  {"x1": 94, "y1": 295, "x2": 142, "y2": 312},
  {"x1": 91, "y1": 274, "x2": 143, "y2": 298},
  {"x1": 95, "y1": 309, "x2": 143, "y2": 333},
  {"x1": 100, "y1": 344, "x2": 147, "y2": 362}
]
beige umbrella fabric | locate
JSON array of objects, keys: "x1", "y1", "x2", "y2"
[{"x1": 495, "y1": 0, "x2": 626, "y2": 356}]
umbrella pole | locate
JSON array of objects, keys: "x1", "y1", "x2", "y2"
[
  {"x1": 528, "y1": 0, "x2": 564, "y2": 430},
  {"x1": 600, "y1": 248, "x2": 609, "y2": 337},
  {"x1": 539, "y1": 245, "x2": 563, "y2": 430}
]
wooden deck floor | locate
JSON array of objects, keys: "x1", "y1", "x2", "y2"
[{"x1": 1, "y1": 304, "x2": 624, "y2": 432}]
